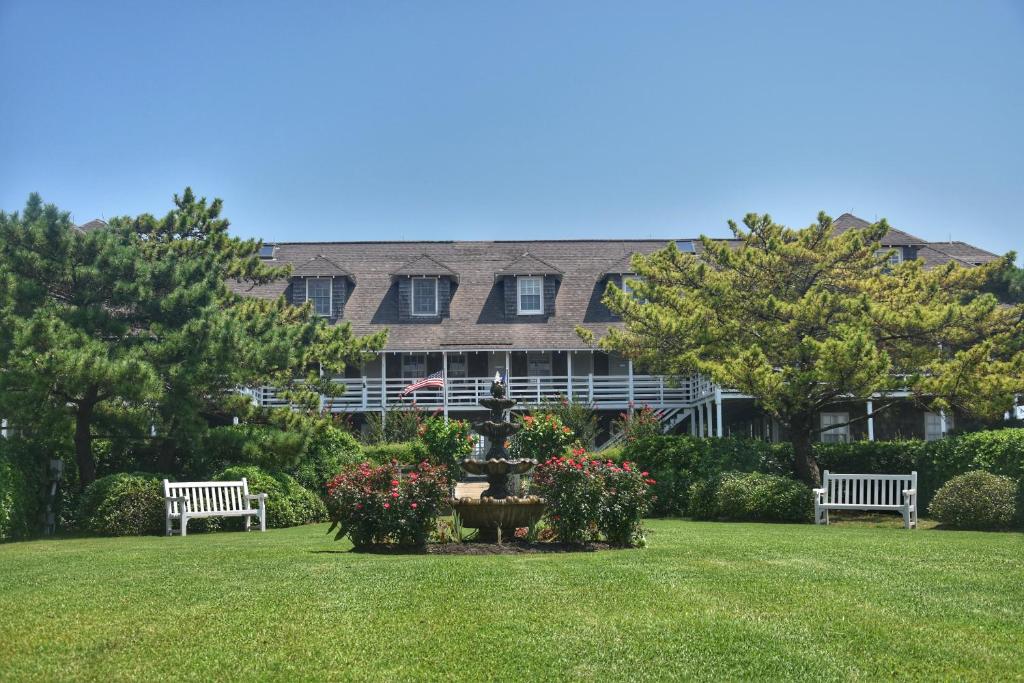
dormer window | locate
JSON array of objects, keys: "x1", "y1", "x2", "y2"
[
  {"x1": 876, "y1": 248, "x2": 903, "y2": 266},
  {"x1": 517, "y1": 276, "x2": 543, "y2": 315},
  {"x1": 306, "y1": 278, "x2": 332, "y2": 317},
  {"x1": 412, "y1": 277, "x2": 439, "y2": 316}
]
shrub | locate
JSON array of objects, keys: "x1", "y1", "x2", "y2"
[
  {"x1": 688, "y1": 472, "x2": 814, "y2": 523},
  {"x1": 362, "y1": 405, "x2": 425, "y2": 445},
  {"x1": 0, "y1": 442, "x2": 46, "y2": 542},
  {"x1": 531, "y1": 451, "x2": 655, "y2": 546},
  {"x1": 928, "y1": 471, "x2": 1018, "y2": 530},
  {"x1": 78, "y1": 473, "x2": 166, "y2": 536},
  {"x1": 538, "y1": 397, "x2": 599, "y2": 447},
  {"x1": 360, "y1": 441, "x2": 424, "y2": 466},
  {"x1": 622, "y1": 436, "x2": 790, "y2": 516},
  {"x1": 213, "y1": 466, "x2": 326, "y2": 528},
  {"x1": 290, "y1": 425, "x2": 363, "y2": 492},
  {"x1": 325, "y1": 461, "x2": 451, "y2": 547},
  {"x1": 612, "y1": 405, "x2": 663, "y2": 444},
  {"x1": 510, "y1": 413, "x2": 574, "y2": 461},
  {"x1": 418, "y1": 417, "x2": 476, "y2": 476}
]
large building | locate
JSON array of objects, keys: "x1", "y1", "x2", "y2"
[{"x1": 233, "y1": 214, "x2": 1002, "y2": 445}]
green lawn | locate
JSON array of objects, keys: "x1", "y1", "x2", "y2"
[{"x1": 1, "y1": 520, "x2": 1022, "y2": 681}]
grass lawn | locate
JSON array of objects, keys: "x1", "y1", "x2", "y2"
[{"x1": 1, "y1": 519, "x2": 1022, "y2": 681}]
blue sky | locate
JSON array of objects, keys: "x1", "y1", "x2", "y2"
[{"x1": 1, "y1": 1, "x2": 1021, "y2": 258}]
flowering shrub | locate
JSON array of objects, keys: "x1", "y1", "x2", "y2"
[
  {"x1": 325, "y1": 461, "x2": 451, "y2": 548},
  {"x1": 510, "y1": 413, "x2": 575, "y2": 461},
  {"x1": 531, "y1": 449, "x2": 655, "y2": 546},
  {"x1": 419, "y1": 417, "x2": 476, "y2": 476},
  {"x1": 612, "y1": 404, "x2": 662, "y2": 443}
]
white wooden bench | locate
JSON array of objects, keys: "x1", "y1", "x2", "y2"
[
  {"x1": 813, "y1": 470, "x2": 918, "y2": 529},
  {"x1": 164, "y1": 478, "x2": 267, "y2": 537}
]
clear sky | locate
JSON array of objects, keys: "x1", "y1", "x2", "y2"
[{"x1": 1, "y1": 1, "x2": 1022, "y2": 257}]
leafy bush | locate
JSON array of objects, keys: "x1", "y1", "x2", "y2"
[
  {"x1": 688, "y1": 472, "x2": 814, "y2": 523},
  {"x1": 325, "y1": 461, "x2": 451, "y2": 547},
  {"x1": 290, "y1": 425, "x2": 362, "y2": 492},
  {"x1": 360, "y1": 441, "x2": 424, "y2": 466},
  {"x1": 531, "y1": 451, "x2": 655, "y2": 546},
  {"x1": 928, "y1": 471, "x2": 1018, "y2": 530},
  {"x1": 538, "y1": 397, "x2": 599, "y2": 447},
  {"x1": 213, "y1": 466, "x2": 326, "y2": 528},
  {"x1": 0, "y1": 441, "x2": 46, "y2": 542},
  {"x1": 510, "y1": 413, "x2": 574, "y2": 461},
  {"x1": 612, "y1": 405, "x2": 663, "y2": 444},
  {"x1": 362, "y1": 405, "x2": 425, "y2": 445},
  {"x1": 78, "y1": 473, "x2": 166, "y2": 536},
  {"x1": 418, "y1": 417, "x2": 475, "y2": 476},
  {"x1": 622, "y1": 436, "x2": 790, "y2": 516}
]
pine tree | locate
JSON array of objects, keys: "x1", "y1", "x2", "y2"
[
  {"x1": 581, "y1": 212, "x2": 1024, "y2": 486},
  {"x1": 0, "y1": 190, "x2": 385, "y2": 488}
]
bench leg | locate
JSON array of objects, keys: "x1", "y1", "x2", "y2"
[
  {"x1": 244, "y1": 516, "x2": 251, "y2": 532},
  {"x1": 166, "y1": 516, "x2": 172, "y2": 537},
  {"x1": 180, "y1": 516, "x2": 188, "y2": 537},
  {"x1": 902, "y1": 506, "x2": 912, "y2": 530},
  {"x1": 260, "y1": 510, "x2": 266, "y2": 532}
]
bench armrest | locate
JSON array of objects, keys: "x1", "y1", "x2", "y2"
[
  {"x1": 165, "y1": 496, "x2": 187, "y2": 505},
  {"x1": 245, "y1": 493, "x2": 268, "y2": 501},
  {"x1": 902, "y1": 488, "x2": 917, "y2": 498},
  {"x1": 812, "y1": 488, "x2": 826, "y2": 500}
]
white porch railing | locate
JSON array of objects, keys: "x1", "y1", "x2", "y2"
[{"x1": 254, "y1": 374, "x2": 706, "y2": 413}]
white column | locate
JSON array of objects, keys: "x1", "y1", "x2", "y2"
[
  {"x1": 715, "y1": 387, "x2": 723, "y2": 438},
  {"x1": 566, "y1": 352, "x2": 573, "y2": 403},
  {"x1": 627, "y1": 359, "x2": 635, "y2": 417},
  {"x1": 442, "y1": 351, "x2": 449, "y2": 422},
  {"x1": 866, "y1": 399, "x2": 875, "y2": 441},
  {"x1": 380, "y1": 352, "x2": 387, "y2": 428},
  {"x1": 939, "y1": 409, "x2": 947, "y2": 437}
]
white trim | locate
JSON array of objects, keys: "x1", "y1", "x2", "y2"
[
  {"x1": 517, "y1": 276, "x2": 543, "y2": 315},
  {"x1": 411, "y1": 277, "x2": 439, "y2": 317},
  {"x1": 305, "y1": 277, "x2": 333, "y2": 317}
]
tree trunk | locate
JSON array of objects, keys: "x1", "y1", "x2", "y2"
[
  {"x1": 73, "y1": 389, "x2": 98, "y2": 490},
  {"x1": 791, "y1": 427, "x2": 821, "y2": 488}
]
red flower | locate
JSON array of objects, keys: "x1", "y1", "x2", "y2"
[
  {"x1": 410, "y1": 502, "x2": 417, "y2": 509},
  {"x1": 391, "y1": 480, "x2": 399, "y2": 487},
  {"x1": 383, "y1": 503, "x2": 390, "y2": 509},
  {"x1": 391, "y1": 491, "x2": 399, "y2": 498}
]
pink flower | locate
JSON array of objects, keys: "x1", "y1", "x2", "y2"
[
  {"x1": 384, "y1": 503, "x2": 390, "y2": 509},
  {"x1": 410, "y1": 503, "x2": 418, "y2": 509},
  {"x1": 391, "y1": 491, "x2": 399, "y2": 498},
  {"x1": 391, "y1": 480, "x2": 399, "y2": 487}
]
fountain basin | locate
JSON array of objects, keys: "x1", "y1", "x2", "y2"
[
  {"x1": 460, "y1": 458, "x2": 537, "y2": 477},
  {"x1": 451, "y1": 496, "x2": 546, "y2": 541}
]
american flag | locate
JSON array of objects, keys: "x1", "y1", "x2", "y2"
[{"x1": 401, "y1": 370, "x2": 445, "y2": 396}]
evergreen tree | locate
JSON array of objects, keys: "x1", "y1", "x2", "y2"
[
  {"x1": 581, "y1": 212, "x2": 1024, "y2": 486},
  {"x1": 0, "y1": 190, "x2": 385, "y2": 488}
]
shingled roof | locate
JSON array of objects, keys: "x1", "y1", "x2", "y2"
[
  {"x1": 832, "y1": 213, "x2": 927, "y2": 246},
  {"x1": 230, "y1": 214, "x2": 1002, "y2": 352},
  {"x1": 292, "y1": 255, "x2": 354, "y2": 280},
  {"x1": 495, "y1": 252, "x2": 563, "y2": 278},
  {"x1": 391, "y1": 254, "x2": 459, "y2": 281}
]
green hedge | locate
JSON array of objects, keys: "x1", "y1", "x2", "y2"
[
  {"x1": 288, "y1": 426, "x2": 363, "y2": 492},
  {"x1": 0, "y1": 440, "x2": 45, "y2": 542},
  {"x1": 359, "y1": 441, "x2": 425, "y2": 466},
  {"x1": 78, "y1": 472, "x2": 166, "y2": 536},
  {"x1": 688, "y1": 471, "x2": 814, "y2": 524},
  {"x1": 619, "y1": 436, "x2": 791, "y2": 516},
  {"x1": 623, "y1": 429, "x2": 1024, "y2": 516},
  {"x1": 213, "y1": 466, "x2": 326, "y2": 529}
]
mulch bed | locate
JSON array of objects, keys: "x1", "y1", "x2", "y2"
[{"x1": 350, "y1": 541, "x2": 619, "y2": 555}]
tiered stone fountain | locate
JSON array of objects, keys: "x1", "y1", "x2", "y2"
[{"x1": 452, "y1": 373, "x2": 545, "y2": 541}]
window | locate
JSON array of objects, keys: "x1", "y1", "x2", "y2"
[
  {"x1": 402, "y1": 354, "x2": 426, "y2": 378},
  {"x1": 411, "y1": 278, "x2": 438, "y2": 316},
  {"x1": 527, "y1": 351, "x2": 551, "y2": 377},
  {"x1": 622, "y1": 275, "x2": 645, "y2": 301},
  {"x1": 447, "y1": 353, "x2": 467, "y2": 378},
  {"x1": 305, "y1": 278, "x2": 332, "y2": 317},
  {"x1": 517, "y1": 276, "x2": 543, "y2": 315},
  {"x1": 876, "y1": 247, "x2": 903, "y2": 266},
  {"x1": 820, "y1": 412, "x2": 850, "y2": 443},
  {"x1": 924, "y1": 412, "x2": 953, "y2": 441},
  {"x1": 258, "y1": 244, "x2": 275, "y2": 259}
]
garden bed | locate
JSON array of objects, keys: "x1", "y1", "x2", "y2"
[{"x1": 351, "y1": 540, "x2": 618, "y2": 555}]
